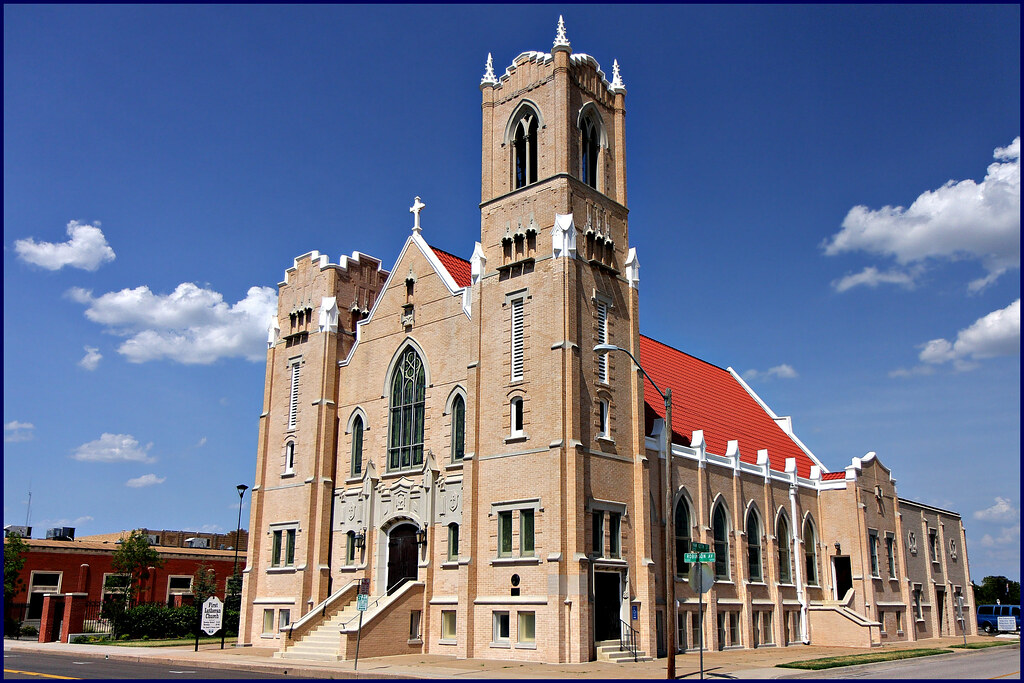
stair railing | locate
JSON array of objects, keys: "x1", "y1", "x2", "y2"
[
  {"x1": 620, "y1": 619, "x2": 639, "y2": 662},
  {"x1": 284, "y1": 579, "x2": 360, "y2": 641}
]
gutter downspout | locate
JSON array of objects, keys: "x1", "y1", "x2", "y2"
[{"x1": 786, "y1": 458, "x2": 809, "y2": 643}]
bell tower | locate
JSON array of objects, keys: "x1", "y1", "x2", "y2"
[{"x1": 465, "y1": 17, "x2": 654, "y2": 663}]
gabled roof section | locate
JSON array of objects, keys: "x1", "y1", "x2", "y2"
[
  {"x1": 431, "y1": 246, "x2": 471, "y2": 288},
  {"x1": 639, "y1": 335, "x2": 821, "y2": 479},
  {"x1": 821, "y1": 472, "x2": 846, "y2": 481}
]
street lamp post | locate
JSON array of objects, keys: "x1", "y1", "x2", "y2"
[
  {"x1": 595, "y1": 344, "x2": 675, "y2": 679},
  {"x1": 221, "y1": 483, "x2": 249, "y2": 649}
]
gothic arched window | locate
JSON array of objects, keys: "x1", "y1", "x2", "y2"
[
  {"x1": 451, "y1": 394, "x2": 465, "y2": 462},
  {"x1": 512, "y1": 113, "x2": 538, "y2": 189},
  {"x1": 674, "y1": 497, "x2": 692, "y2": 577},
  {"x1": 746, "y1": 508, "x2": 762, "y2": 581},
  {"x1": 388, "y1": 347, "x2": 425, "y2": 471},
  {"x1": 713, "y1": 503, "x2": 730, "y2": 579},
  {"x1": 581, "y1": 115, "x2": 599, "y2": 188},
  {"x1": 351, "y1": 415, "x2": 364, "y2": 477},
  {"x1": 777, "y1": 514, "x2": 792, "y2": 584}
]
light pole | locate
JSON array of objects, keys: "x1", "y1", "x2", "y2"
[
  {"x1": 595, "y1": 344, "x2": 675, "y2": 679},
  {"x1": 223, "y1": 483, "x2": 248, "y2": 650}
]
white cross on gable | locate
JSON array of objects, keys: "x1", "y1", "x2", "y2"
[{"x1": 410, "y1": 196, "x2": 426, "y2": 234}]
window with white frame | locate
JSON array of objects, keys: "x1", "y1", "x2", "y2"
[
  {"x1": 886, "y1": 534, "x2": 897, "y2": 577},
  {"x1": 493, "y1": 500, "x2": 539, "y2": 559},
  {"x1": 712, "y1": 504, "x2": 730, "y2": 579},
  {"x1": 262, "y1": 608, "x2": 274, "y2": 634},
  {"x1": 388, "y1": 347, "x2": 426, "y2": 471},
  {"x1": 287, "y1": 360, "x2": 300, "y2": 430},
  {"x1": 777, "y1": 514, "x2": 792, "y2": 584},
  {"x1": 510, "y1": 396, "x2": 524, "y2": 437},
  {"x1": 869, "y1": 530, "x2": 880, "y2": 577},
  {"x1": 279, "y1": 609, "x2": 291, "y2": 630},
  {"x1": 510, "y1": 298, "x2": 524, "y2": 381},
  {"x1": 596, "y1": 302, "x2": 608, "y2": 382},
  {"x1": 803, "y1": 518, "x2": 819, "y2": 585},
  {"x1": 498, "y1": 511, "x2": 513, "y2": 558},
  {"x1": 350, "y1": 415, "x2": 363, "y2": 477},
  {"x1": 517, "y1": 611, "x2": 536, "y2": 646},
  {"x1": 345, "y1": 531, "x2": 356, "y2": 565},
  {"x1": 520, "y1": 510, "x2": 534, "y2": 556},
  {"x1": 284, "y1": 441, "x2": 295, "y2": 475},
  {"x1": 609, "y1": 512, "x2": 621, "y2": 559},
  {"x1": 746, "y1": 508, "x2": 762, "y2": 582},
  {"x1": 492, "y1": 611, "x2": 511, "y2": 645},
  {"x1": 409, "y1": 610, "x2": 422, "y2": 641},
  {"x1": 441, "y1": 610, "x2": 457, "y2": 642},
  {"x1": 166, "y1": 575, "x2": 193, "y2": 606},
  {"x1": 451, "y1": 394, "x2": 465, "y2": 461},
  {"x1": 27, "y1": 572, "x2": 62, "y2": 620}
]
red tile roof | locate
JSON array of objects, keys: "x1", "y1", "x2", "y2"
[
  {"x1": 430, "y1": 246, "x2": 472, "y2": 288},
  {"x1": 425, "y1": 248, "x2": 823, "y2": 479},
  {"x1": 638, "y1": 335, "x2": 819, "y2": 479},
  {"x1": 821, "y1": 472, "x2": 846, "y2": 481}
]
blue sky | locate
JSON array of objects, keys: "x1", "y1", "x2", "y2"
[{"x1": 4, "y1": 6, "x2": 1019, "y2": 580}]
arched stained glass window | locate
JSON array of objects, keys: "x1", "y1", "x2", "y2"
[
  {"x1": 513, "y1": 114, "x2": 538, "y2": 189},
  {"x1": 777, "y1": 514, "x2": 792, "y2": 584},
  {"x1": 581, "y1": 115, "x2": 599, "y2": 188},
  {"x1": 675, "y1": 497, "x2": 691, "y2": 577},
  {"x1": 351, "y1": 415, "x2": 364, "y2": 476},
  {"x1": 803, "y1": 518, "x2": 819, "y2": 585},
  {"x1": 388, "y1": 348, "x2": 425, "y2": 471},
  {"x1": 713, "y1": 504, "x2": 730, "y2": 579},
  {"x1": 746, "y1": 509, "x2": 762, "y2": 581},
  {"x1": 451, "y1": 395, "x2": 465, "y2": 461}
]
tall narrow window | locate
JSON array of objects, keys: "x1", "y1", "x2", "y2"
[
  {"x1": 713, "y1": 505, "x2": 730, "y2": 579},
  {"x1": 598, "y1": 399, "x2": 609, "y2": 438},
  {"x1": 286, "y1": 529, "x2": 296, "y2": 566},
  {"x1": 869, "y1": 531, "x2": 880, "y2": 577},
  {"x1": 388, "y1": 347, "x2": 425, "y2": 471},
  {"x1": 886, "y1": 535, "x2": 896, "y2": 578},
  {"x1": 448, "y1": 523, "x2": 460, "y2": 561},
  {"x1": 928, "y1": 529, "x2": 938, "y2": 562},
  {"x1": 498, "y1": 511, "x2": 513, "y2": 557},
  {"x1": 777, "y1": 515, "x2": 792, "y2": 584},
  {"x1": 512, "y1": 114, "x2": 538, "y2": 189},
  {"x1": 520, "y1": 509, "x2": 535, "y2": 557},
  {"x1": 803, "y1": 519, "x2": 818, "y2": 585},
  {"x1": 284, "y1": 442, "x2": 295, "y2": 475},
  {"x1": 609, "y1": 512, "x2": 621, "y2": 558},
  {"x1": 510, "y1": 397, "x2": 524, "y2": 437},
  {"x1": 592, "y1": 511, "x2": 604, "y2": 558},
  {"x1": 288, "y1": 362, "x2": 300, "y2": 430},
  {"x1": 351, "y1": 416, "x2": 363, "y2": 477},
  {"x1": 746, "y1": 509, "x2": 762, "y2": 581},
  {"x1": 581, "y1": 115, "x2": 599, "y2": 189},
  {"x1": 596, "y1": 302, "x2": 608, "y2": 382},
  {"x1": 451, "y1": 395, "x2": 465, "y2": 461},
  {"x1": 675, "y1": 499, "x2": 691, "y2": 576},
  {"x1": 510, "y1": 298, "x2": 524, "y2": 381},
  {"x1": 346, "y1": 531, "x2": 356, "y2": 565}
]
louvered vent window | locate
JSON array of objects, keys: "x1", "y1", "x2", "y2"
[
  {"x1": 511, "y1": 298, "x2": 524, "y2": 382},
  {"x1": 288, "y1": 362, "x2": 300, "y2": 430},
  {"x1": 597, "y1": 302, "x2": 608, "y2": 382}
]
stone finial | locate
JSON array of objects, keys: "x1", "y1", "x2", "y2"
[
  {"x1": 553, "y1": 15, "x2": 570, "y2": 49},
  {"x1": 410, "y1": 196, "x2": 425, "y2": 234},
  {"x1": 470, "y1": 242, "x2": 486, "y2": 284},
  {"x1": 481, "y1": 53, "x2": 498, "y2": 86},
  {"x1": 611, "y1": 59, "x2": 624, "y2": 90}
]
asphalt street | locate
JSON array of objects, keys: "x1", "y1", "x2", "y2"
[
  {"x1": 783, "y1": 644, "x2": 1020, "y2": 679},
  {"x1": 2, "y1": 651, "x2": 295, "y2": 680}
]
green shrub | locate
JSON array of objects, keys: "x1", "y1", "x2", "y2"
[
  {"x1": 5, "y1": 619, "x2": 22, "y2": 638},
  {"x1": 20, "y1": 624, "x2": 37, "y2": 638},
  {"x1": 111, "y1": 603, "x2": 200, "y2": 640}
]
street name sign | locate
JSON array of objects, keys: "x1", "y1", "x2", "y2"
[
  {"x1": 691, "y1": 542, "x2": 710, "y2": 552},
  {"x1": 683, "y1": 552, "x2": 700, "y2": 563},
  {"x1": 698, "y1": 552, "x2": 716, "y2": 563},
  {"x1": 201, "y1": 596, "x2": 224, "y2": 636}
]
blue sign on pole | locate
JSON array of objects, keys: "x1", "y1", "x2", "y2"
[{"x1": 631, "y1": 605, "x2": 638, "y2": 621}]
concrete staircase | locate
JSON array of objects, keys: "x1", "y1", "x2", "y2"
[
  {"x1": 276, "y1": 597, "x2": 358, "y2": 661},
  {"x1": 595, "y1": 639, "x2": 653, "y2": 663}
]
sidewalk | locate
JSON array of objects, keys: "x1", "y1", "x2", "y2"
[{"x1": 2, "y1": 635, "x2": 1009, "y2": 679}]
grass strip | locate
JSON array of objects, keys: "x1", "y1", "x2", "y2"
[
  {"x1": 777, "y1": 648, "x2": 952, "y2": 670},
  {"x1": 950, "y1": 641, "x2": 1018, "y2": 649},
  {"x1": 74, "y1": 636, "x2": 228, "y2": 647}
]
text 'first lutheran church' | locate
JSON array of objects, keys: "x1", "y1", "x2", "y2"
[{"x1": 239, "y1": 17, "x2": 977, "y2": 663}]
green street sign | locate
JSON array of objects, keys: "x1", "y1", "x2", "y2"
[
  {"x1": 698, "y1": 552, "x2": 716, "y2": 563},
  {"x1": 691, "y1": 542, "x2": 710, "y2": 552},
  {"x1": 683, "y1": 552, "x2": 700, "y2": 563}
]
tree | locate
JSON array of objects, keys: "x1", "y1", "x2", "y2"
[
  {"x1": 4, "y1": 533, "x2": 29, "y2": 634},
  {"x1": 111, "y1": 530, "x2": 164, "y2": 610},
  {"x1": 191, "y1": 563, "x2": 218, "y2": 606},
  {"x1": 972, "y1": 576, "x2": 1021, "y2": 605}
]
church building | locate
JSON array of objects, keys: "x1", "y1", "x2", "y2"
[{"x1": 239, "y1": 19, "x2": 976, "y2": 663}]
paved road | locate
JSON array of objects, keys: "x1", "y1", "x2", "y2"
[
  {"x1": 2, "y1": 651, "x2": 294, "y2": 680},
  {"x1": 783, "y1": 644, "x2": 1020, "y2": 679}
]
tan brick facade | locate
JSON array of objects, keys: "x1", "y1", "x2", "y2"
[{"x1": 239, "y1": 24, "x2": 975, "y2": 662}]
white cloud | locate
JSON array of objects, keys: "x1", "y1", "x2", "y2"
[
  {"x1": 919, "y1": 299, "x2": 1020, "y2": 367},
  {"x1": 14, "y1": 220, "x2": 116, "y2": 271},
  {"x1": 974, "y1": 497, "x2": 1019, "y2": 524},
  {"x1": 37, "y1": 515, "x2": 94, "y2": 528},
  {"x1": 831, "y1": 266, "x2": 920, "y2": 293},
  {"x1": 125, "y1": 473, "x2": 166, "y2": 488},
  {"x1": 743, "y1": 364, "x2": 798, "y2": 381},
  {"x1": 78, "y1": 346, "x2": 102, "y2": 371},
  {"x1": 824, "y1": 137, "x2": 1020, "y2": 292},
  {"x1": 68, "y1": 283, "x2": 278, "y2": 364},
  {"x1": 4, "y1": 421, "x2": 35, "y2": 443},
  {"x1": 196, "y1": 437, "x2": 207, "y2": 448},
  {"x1": 199, "y1": 524, "x2": 224, "y2": 533},
  {"x1": 980, "y1": 524, "x2": 1021, "y2": 548},
  {"x1": 72, "y1": 433, "x2": 155, "y2": 464},
  {"x1": 887, "y1": 365, "x2": 936, "y2": 379}
]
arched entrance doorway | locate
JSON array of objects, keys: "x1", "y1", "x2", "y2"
[{"x1": 387, "y1": 523, "x2": 419, "y2": 592}]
